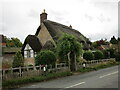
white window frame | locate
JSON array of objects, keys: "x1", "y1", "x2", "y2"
[{"x1": 24, "y1": 44, "x2": 34, "y2": 58}]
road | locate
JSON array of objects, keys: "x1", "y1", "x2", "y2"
[{"x1": 17, "y1": 65, "x2": 119, "y2": 89}]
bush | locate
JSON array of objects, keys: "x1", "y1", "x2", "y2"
[
  {"x1": 107, "y1": 48, "x2": 116, "y2": 58},
  {"x1": 12, "y1": 51, "x2": 24, "y2": 68},
  {"x1": 83, "y1": 51, "x2": 94, "y2": 60},
  {"x1": 102, "y1": 49, "x2": 110, "y2": 59},
  {"x1": 115, "y1": 52, "x2": 120, "y2": 62},
  {"x1": 35, "y1": 50, "x2": 56, "y2": 66},
  {"x1": 94, "y1": 50, "x2": 104, "y2": 60}
]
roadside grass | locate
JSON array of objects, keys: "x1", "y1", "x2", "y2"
[
  {"x1": 2, "y1": 71, "x2": 72, "y2": 89},
  {"x1": 79, "y1": 60, "x2": 120, "y2": 73}
]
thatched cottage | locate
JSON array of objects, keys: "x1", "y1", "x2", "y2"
[{"x1": 21, "y1": 10, "x2": 91, "y2": 65}]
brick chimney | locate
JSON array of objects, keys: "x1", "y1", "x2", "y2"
[{"x1": 40, "y1": 9, "x2": 47, "y2": 24}]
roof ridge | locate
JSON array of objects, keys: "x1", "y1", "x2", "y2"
[
  {"x1": 43, "y1": 20, "x2": 83, "y2": 35},
  {"x1": 44, "y1": 20, "x2": 75, "y2": 30}
]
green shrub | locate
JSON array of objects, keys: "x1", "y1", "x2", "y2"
[
  {"x1": 115, "y1": 52, "x2": 120, "y2": 62},
  {"x1": 107, "y1": 48, "x2": 116, "y2": 58},
  {"x1": 83, "y1": 51, "x2": 94, "y2": 60},
  {"x1": 102, "y1": 49, "x2": 110, "y2": 59},
  {"x1": 35, "y1": 50, "x2": 56, "y2": 66},
  {"x1": 12, "y1": 51, "x2": 24, "y2": 68},
  {"x1": 94, "y1": 50, "x2": 104, "y2": 60}
]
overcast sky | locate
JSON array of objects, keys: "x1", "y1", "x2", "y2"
[{"x1": 0, "y1": 0, "x2": 119, "y2": 43}]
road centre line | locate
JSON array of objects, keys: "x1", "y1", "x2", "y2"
[
  {"x1": 64, "y1": 81, "x2": 86, "y2": 88},
  {"x1": 99, "y1": 71, "x2": 118, "y2": 78},
  {"x1": 31, "y1": 85, "x2": 35, "y2": 86}
]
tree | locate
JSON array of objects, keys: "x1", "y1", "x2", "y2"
[
  {"x1": 94, "y1": 50, "x2": 104, "y2": 60},
  {"x1": 5, "y1": 37, "x2": 22, "y2": 47},
  {"x1": 57, "y1": 33, "x2": 83, "y2": 71},
  {"x1": 110, "y1": 36, "x2": 118, "y2": 44},
  {"x1": 92, "y1": 42, "x2": 98, "y2": 49},
  {"x1": 12, "y1": 51, "x2": 24, "y2": 68},
  {"x1": 92, "y1": 39, "x2": 109, "y2": 49},
  {"x1": 35, "y1": 50, "x2": 56, "y2": 66},
  {"x1": 96, "y1": 39, "x2": 106, "y2": 46},
  {"x1": 83, "y1": 51, "x2": 94, "y2": 60}
]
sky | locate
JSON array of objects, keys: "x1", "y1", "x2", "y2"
[{"x1": 0, "y1": 0, "x2": 119, "y2": 43}]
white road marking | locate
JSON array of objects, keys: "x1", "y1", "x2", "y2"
[
  {"x1": 31, "y1": 85, "x2": 36, "y2": 86},
  {"x1": 99, "y1": 71, "x2": 118, "y2": 78},
  {"x1": 65, "y1": 82, "x2": 85, "y2": 88}
]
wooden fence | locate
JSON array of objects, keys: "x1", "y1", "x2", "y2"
[
  {"x1": 1, "y1": 59, "x2": 115, "y2": 81},
  {"x1": 1, "y1": 63, "x2": 68, "y2": 81},
  {"x1": 77, "y1": 58, "x2": 115, "y2": 69}
]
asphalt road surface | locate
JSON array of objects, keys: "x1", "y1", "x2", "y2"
[{"x1": 17, "y1": 65, "x2": 119, "y2": 89}]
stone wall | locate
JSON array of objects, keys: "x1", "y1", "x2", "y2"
[
  {"x1": 24, "y1": 57, "x2": 35, "y2": 66},
  {"x1": 3, "y1": 54, "x2": 14, "y2": 64}
]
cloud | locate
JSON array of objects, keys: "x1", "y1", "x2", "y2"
[
  {"x1": 86, "y1": 30, "x2": 118, "y2": 41},
  {"x1": 97, "y1": 14, "x2": 111, "y2": 23},
  {"x1": 118, "y1": 1, "x2": 120, "y2": 37},
  {"x1": 28, "y1": 9, "x2": 39, "y2": 19},
  {"x1": 0, "y1": 0, "x2": 118, "y2": 43},
  {"x1": 84, "y1": 14, "x2": 93, "y2": 21}
]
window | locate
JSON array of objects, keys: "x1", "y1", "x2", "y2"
[
  {"x1": 30, "y1": 50, "x2": 34, "y2": 57},
  {"x1": 24, "y1": 44, "x2": 34, "y2": 58},
  {"x1": 27, "y1": 50, "x2": 30, "y2": 58},
  {"x1": 24, "y1": 51, "x2": 27, "y2": 58}
]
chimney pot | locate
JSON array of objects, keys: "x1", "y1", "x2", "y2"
[
  {"x1": 40, "y1": 9, "x2": 47, "y2": 24},
  {"x1": 69, "y1": 25, "x2": 72, "y2": 28}
]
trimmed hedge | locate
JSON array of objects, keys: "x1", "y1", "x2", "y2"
[
  {"x1": 83, "y1": 51, "x2": 94, "y2": 60},
  {"x1": 35, "y1": 50, "x2": 56, "y2": 66},
  {"x1": 94, "y1": 50, "x2": 104, "y2": 60}
]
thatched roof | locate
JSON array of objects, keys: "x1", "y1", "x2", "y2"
[
  {"x1": 35, "y1": 26, "x2": 41, "y2": 36},
  {"x1": 36, "y1": 20, "x2": 91, "y2": 49},
  {"x1": 21, "y1": 35, "x2": 42, "y2": 52},
  {"x1": 22, "y1": 20, "x2": 91, "y2": 52},
  {"x1": 36, "y1": 20, "x2": 87, "y2": 41},
  {"x1": 42, "y1": 40, "x2": 55, "y2": 50}
]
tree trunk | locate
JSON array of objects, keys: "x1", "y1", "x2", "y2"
[
  {"x1": 70, "y1": 51, "x2": 76, "y2": 71},
  {"x1": 74, "y1": 53, "x2": 77, "y2": 71},
  {"x1": 68, "y1": 51, "x2": 77, "y2": 71},
  {"x1": 67, "y1": 52, "x2": 71, "y2": 72}
]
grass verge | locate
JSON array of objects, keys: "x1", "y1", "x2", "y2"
[
  {"x1": 79, "y1": 60, "x2": 120, "y2": 73},
  {"x1": 2, "y1": 71, "x2": 72, "y2": 89}
]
